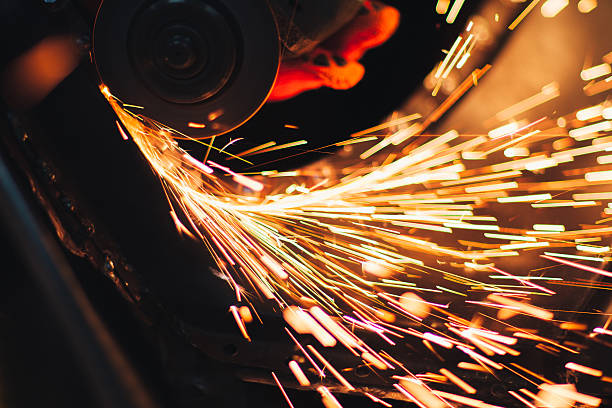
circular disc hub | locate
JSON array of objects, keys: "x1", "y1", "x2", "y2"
[{"x1": 94, "y1": 0, "x2": 280, "y2": 138}]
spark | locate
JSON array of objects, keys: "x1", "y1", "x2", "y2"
[
  {"x1": 317, "y1": 386, "x2": 343, "y2": 408},
  {"x1": 488, "y1": 266, "x2": 556, "y2": 295},
  {"x1": 446, "y1": 0, "x2": 466, "y2": 24},
  {"x1": 116, "y1": 120, "x2": 129, "y2": 140},
  {"x1": 231, "y1": 142, "x2": 276, "y2": 159},
  {"x1": 363, "y1": 392, "x2": 392, "y2": 407},
  {"x1": 510, "y1": 363, "x2": 555, "y2": 384},
  {"x1": 242, "y1": 140, "x2": 308, "y2": 157},
  {"x1": 519, "y1": 388, "x2": 549, "y2": 405},
  {"x1": 285, "y1": 328, "x2": 326, "y2": 377},
  {"x1": 597, "y1": 154, "x2": 612, "y2": 164},
  {"x1": 435, "y1": 37, "x2": 463, "y2": 79},
  {"x1": 288, "y1": 360, "x2": 311, "y2": 386},
  {"x1": 424, "y1": 65, "x2": 491, "y2": 127},
  {"x1": 565, "y1": 362, "x2": 603, "y2": 377},
  {"x1": 487, "y1": 294, "x2": 554, "y2": 320},
  {"x1": 593, "y1": 327, "x2": 612, "y2": 335},
  {"x1": 490, "y1": 275, "x2": 561, "y2": 281},
  {"x1": 485, "y1": 233, "x2": 536, "y2": 241},
  {"x1": 401, "y1": 378, "x2": 450, "y2": 408},
  {"x1": 229, "y1": 305, "x2": 251, "y2": 341},
  {"x1": 538, "y1": 383, "x2": 602, "y2": 407},
  {"x1": 207, "y1": 160, "x2": 264, "y2": 191},
  {"x1": 541, "y1": 254, "x2": 612, "y2": 277},
  {"x1": 533, "y1": 224, "x2": 565, "y2": 232},
  {"x1": 436, "y1": 0, "x2": 451, "y2": 15},
  {"x1": 568, "y1": 120, "x2": 612, "y2": 138},
  {"x1": 508, "y1": 390, "x2": 537, "y2": 408},
  {"x1": 559, "y1": 322, "x2": 588, "y2": 330},
  {"x1": 540, "y1": 0, "x2": 569, "y2": 18},
  {"x1": 433, "y1": 391, "x2": 504, "y2": 408},
  {"x1": 578, "y1": 0, "x2": 598, "y2": 13},
  {"x1": 238, "y1": 305, "x2": 253, "y2": 323},
  {"x1": 508, "y1": 0, "x2": 542, "y2": 30},
  {"x1": 423, "y1": 332, "x2": 454, "y2": 349},
  {"x1": 441, "y1": 35, "x2": 473, "y2": 79},
  {"x1": 573, "y1": 192, "x2": 612, "y2": 200},
  {"x1": 310, "y1": 306, "x2": 361, "y2": 351},
  {"x1": 283, "y1": 306, "x2": 337, "y2": 348},
  {"x1": 504, "y1": 147, "x2": 529, "y2": 157},
  {"x1": 577, "y1": 104, "x2": 604, "y2": 121},
  {"x1": 457, "y1": 345, "x2": 503, "y2": 369},
  {"x1": 439, "y1": 368, "x2": 476, "y2": 394},
  {"x1": 307, "y1": 345, "x2": 356, "y2": 391},
  {"x1": 272, "y1": 371, "x2": 295, "y2": 408},
  {"x1": 203, "y1": 135, "x2": 216, "y2": 163},
  {"x1": 584, "y1": 75, "x2": 612, "y2": 96},
  {"x1": 350, "y1": 114, "x2": 421, "y2": 137},
  {"x1": 497, "y1": 193, "x2": 552, "y2": 203},
  {"x1": 457, "y1": 362, "x2": 489, "y2": 372},
  {"x1": 543, "y1": 251, "x2": 603, "y2": 262},
  {"x1": 581, "y1": 63, "x2": 612, "y2": 81},
  {"x1": 576, "y1": 244, "x2": 609, "y2": 253},
  {"x1": 183, "y1": 154, "x2": 214, "y2": 174},
  {"x1": 488, "y1": 122, "x2": 520, "y2": 139}
]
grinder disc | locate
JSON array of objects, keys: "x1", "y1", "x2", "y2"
[{"x1": 93, "y1": 0, "x2": 280, "y2": 138}]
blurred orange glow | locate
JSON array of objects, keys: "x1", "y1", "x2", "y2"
[{"x1": 1, "y1": 35, "x2": 81, "y2": 110}]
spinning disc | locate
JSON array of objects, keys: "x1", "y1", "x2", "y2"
[{"x1": 94, "y1": 0, "x2": 280, "y2": 138}]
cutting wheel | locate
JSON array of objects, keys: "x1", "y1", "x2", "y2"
[{"x1": 93, "y1": 0, "x2": 280, "y2": 138}]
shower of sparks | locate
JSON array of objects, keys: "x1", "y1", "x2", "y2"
[{"x1": 99, "y1": 5, "x2": 612, "y2": 408}]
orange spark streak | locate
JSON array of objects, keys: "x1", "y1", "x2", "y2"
[
  {"x1": 487, "y1": 294, "x2": 554, "y2": 321},
  {"x1": 508, "y1": 0, "x2": 542, "y2": 30},
  {"x1": 271, "y1": 371, "x2": 295, "y2": 408},
  {"x1": 439, "y1": 368, "x2": 476, "y2": 394},
  {"x1": 541, "y1": 254, "x2": 612, "y2": 278},
  {"x1": 288, "y1": 360, "x2": 311, "y2": 386},
  {"x1": 422, "y1": 65, "x2": 492, "y2": 130},
  {"x1": 284, "y1": 328, "x2": 326, "y2": 377},
  {"x1": 433, "y1": 391, "x2": 504, "y2": 408},
  {"x1": 508, "y1": 390, "x2": 537, "y2": 408},
  {"x1": 229, "y1": 305, "x2": 250, "y2": 342},
  {"x1": 307, "y1": 345, "x2": 356, "y2": 391},
  {"x1": 565, "y1": 362, "x2": 603, "y2": 377}
]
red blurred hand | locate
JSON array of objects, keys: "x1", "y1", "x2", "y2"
[{"x1": 268, "y1": 1, "x2": 400, "y2": 102}]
